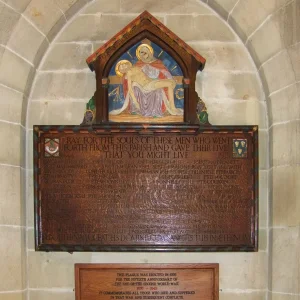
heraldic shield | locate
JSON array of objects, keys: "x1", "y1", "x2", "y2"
[{"x1": 233, "y1": 138, "x2": 248, "y2": 158}]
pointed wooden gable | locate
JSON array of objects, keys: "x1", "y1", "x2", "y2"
[{"x1": 86, "y1": 11, "x2": 207, "y2": 124}]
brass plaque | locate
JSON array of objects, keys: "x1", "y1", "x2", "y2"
[
  {"x1": 75, "y1": 264, "x2": 219, "y2": 300},
  {"x1": 34, "y1": 124, "x2": 258, "y2": 251}
]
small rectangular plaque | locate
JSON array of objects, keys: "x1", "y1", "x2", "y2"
[
  {"x1": 34, "y1": 124, "x2": 258, "y2": 252},
  {"x1": 75, "y1": 264, "x2": 219, "y2": 300}
]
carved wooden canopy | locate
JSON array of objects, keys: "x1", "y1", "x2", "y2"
[{"x1": 85, "y1": 11, "x2": 207, "y2": 125}]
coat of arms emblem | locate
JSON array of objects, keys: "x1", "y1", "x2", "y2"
[
  {"x1": 45, "y1": 138, "x2": 59, "y2": 157},
  {"x1": 233, "y1": 139, "x2": 247, "y2": 158}
]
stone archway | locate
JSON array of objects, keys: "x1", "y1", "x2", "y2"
[{"x1": 0, "y1": 0, "x2": 298, "y2": 299}]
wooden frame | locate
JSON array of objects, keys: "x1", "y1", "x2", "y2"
[{"x1": 75, "y1": 264, "x2": 219, "y2": 300}]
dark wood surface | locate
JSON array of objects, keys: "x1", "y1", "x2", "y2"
[
  {"x1": 75, "y1": 264, "x2": 219, "y2": 300},
  {"x1": 34, "y1": 124, "x2": 258, "y2": 252}
]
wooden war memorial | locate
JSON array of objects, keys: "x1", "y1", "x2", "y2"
[
  {"x1": 75, "y1": 264, "x2": 219, "y2": 300},
  {"x1": 34, "y1": 11, "x2": 258, "y2": 252}
]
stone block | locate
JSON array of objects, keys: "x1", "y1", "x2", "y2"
[
  {"x1": 0, "y1": 165, "x2": 21, "y2": 225},
  {"x1": 259, "y1": 228, "x2": 267, "y2": 251},
  {"x1": 259, "y1": 130, "x2": 269, "y2": 170},
  {"x1": 28, "y1": 100, "x2": 86, "y2": 127},
  {"x1": 28, "y1": 252, "x2": 92, "y2": 288},
  {"x1": 271, "y1": 121, "x2": 300, "y2": 166},
  {"x1": 229, "y1": 0, "x2": 291, "y2": 42},
  {"x1": 0, "y1": 46, "x2": 5, "y2": 61},
  {"x1": 297, "y1": 0, "x2": 300, "y2": 43},
  {"x1": 246, "y1": 18, "x2": 284, "y2": 67},
  {"x1": 0, "y1": 48, "x2": 33, "y2": 94},
  {"x1": 186, "y1": 0, "x2": 219, "y2": 14},
  {"x1": 58, "y1": 15, "x2": 135, "y2": 42},
  {"x1": 56, "y1": 0, "x2": 87, "y2": 20},
  {"x1": 0, "y1": 226, "x2": 24, "y2": 291},
  {"x1": 92, "y1": 42, "x2": 105, "y2": 53},
  {"x1": 258, "y1": 101, "x2": 268, "y2": 130},
  {"x1": 19, "y1": 125, "x2": 26, "y2": 169},
  {"x1": 33, "y1": 37, "x2": 49, "y2": 67},
  {"x1": 0, "y1": 3, "x2": 20, "y2": 45},
  {"x1": 189, "y1": 43, "x2": 255, "y2": 72},
  {"x1": 288, "y1": 43, "x2": 300, "y2": 81},
  {"x1": 7, "y1": 16, "x2": 45, "y2": 64},
  {"x1": 205, "y1": 99, "x2": 263, "y2": 126},
  {"x1": 24, "y1": 0, "x2": 63, "y2": 35},
  {"x1": 272, "y1": 165, "x2": 300, "y2": 227},
  {"x1": 166, "y1": 15, "x2": 236, "y2": 42},
  {"x1": 120, "y1": 0, "x2": 214, "y2": 14},
  {"x1": 41, "y1": 43, "x2": 92, "y2": 70},
  {"x1": 26, "y1": 169, "x2": 34, "y2": 228},
  {"x1": 20, "y1": 168, "x2": 26, "y2": 225},
  {"x1": 90, "y1": 252, "x2": 154, "y2": 263},
  {"x1": 26, "y1": 131, "x2": 33, "y2": 170},
  {"x1": 0, "y1": 85, "x2": 23, "y2": 123},
  {"x1": 203, "y1": 72, "x2": 263, "y2": 100},
  {"x1": 54, "y1": 0, "x2": 82, "y2": 12},
  {"x1": 218, "y1": 252, "x2": 267, "y2": 289},
  {"x1": 259, "y1": 50, "x2": 295, "y2": 95},
  {"x1": 272, "y1": 1, "x2": 300, "y2": 48},
  {"x1": 2, "y1": 0, "x2": 31, "y2": 13},
  {"x1": 82, "y1": 0, "x2": 121, "y2": 13},
  {"x1": 259, "y1": 170, "x2": 268, "y2": 228},
  {"x1": 29, "y1": 290, "x2": 74, "y2": 300},
  {"x1": 271, "y1": 227, "x2": 300, "y2": 294},
  {"x1": 30, "y1": 72, "x2": 95, "y2": 101},
  {"x1": 24, "y1": 67, "x2": 36, "y2": 98},
  {"x1": 21, "y1": 95, "x2": 29, "y2": 127},
  {"x1": 0, "y1": 292, "x2": 25, "y2": 300},
  {"x1": 28, "y1": 227, "x2": 35, "y2": 250},
  {"x1": 0, "y1": 123, "x2": 21, "y2": 166},
  {"x1": 268, "y1": 83, "x2": 300, "y2": 125},
  {"x1": 271, "y1": 294, "x2": 300, "y2": 300},
  {"x1": 220, "y1": 291, "x2": 266, "y2": 300},
  {"x1": 47, "y1": 15, "x2": 66, "y2": 43},
  {"x1": 208, "y1": 0, "x2": 238, "y2": 19}
]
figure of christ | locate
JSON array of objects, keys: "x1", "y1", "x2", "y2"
[
  {"x1": 110, "y1": 59, "x2": 182, "y2": 117},
  {"x1": 127, "y1": 64, "x2": 181, "y2": 114}
]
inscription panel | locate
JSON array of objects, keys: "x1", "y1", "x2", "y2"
[
  {"x1": 34, "y1": 125, "x2": 258, "y2": 251},
  {"x1": 75, "y1": 264, "x2": 219, "y2": 300}
]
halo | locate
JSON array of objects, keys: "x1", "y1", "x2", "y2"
[
  {"x1": 136, "y1": 43, "x2": 154, "y2": 61},
  {"x1": 115, "y1": 60, "x2": 132, "y2": 77}
]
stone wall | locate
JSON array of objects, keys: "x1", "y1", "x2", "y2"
[
  {"x1": 26, "y1": 2, "x2": 267, "y2": 300},
  {"x1": 0, "y1": 0, "x2": 299, "y2": 300}
]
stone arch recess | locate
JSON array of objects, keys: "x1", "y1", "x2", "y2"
[{"x1": 1, "y1": 0, "x2": 298, "y2": 299}]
